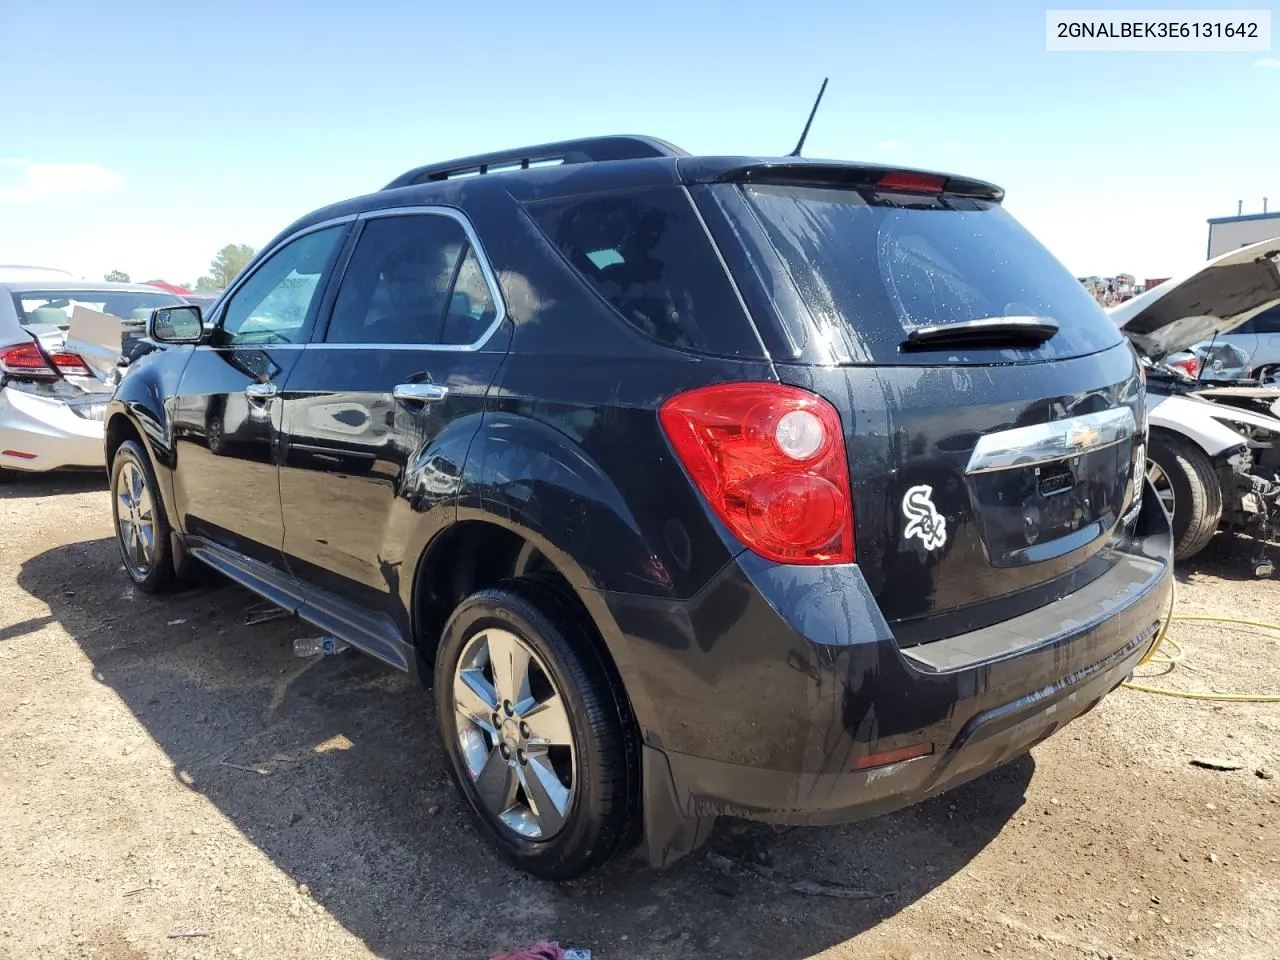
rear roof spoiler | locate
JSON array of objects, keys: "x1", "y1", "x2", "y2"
[
  {"x1": 682, "y1": 159, "x2": 1005, "y2": 202},
  {"x1": 384, "y1": 135, "x2": 689, "y2": 189}
]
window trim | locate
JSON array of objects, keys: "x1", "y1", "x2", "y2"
[
  {"x1": 314, "y1": 206, "x2": 508, "y2": 352},
  {"x1": 206, "y1": 217, "x2": 356, "y2": 349}
]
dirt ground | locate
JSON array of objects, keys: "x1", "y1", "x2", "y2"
[{"x1": 1, "y1": 475, "x2": 1277, "y2": 960}]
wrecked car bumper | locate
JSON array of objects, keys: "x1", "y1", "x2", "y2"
[
  {"x1": 606, "y1": 480, "x2": 1173, "y2": 865},
  {"x1": 0, "y1": 385, "x2": 106, "y2": 473}
]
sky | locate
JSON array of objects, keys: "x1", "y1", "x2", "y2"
[{"x1": 0, "y1": 0, "x2": 1276, "y2": 286}]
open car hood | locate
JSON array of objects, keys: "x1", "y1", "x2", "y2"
[{"x1": 1108, "y1": 237, "x2": 1280, "y2": 360}]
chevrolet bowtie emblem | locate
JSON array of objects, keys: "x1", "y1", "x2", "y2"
[{"x1": 1066, "y1": 424, "x2": 1101, "y2": 450}]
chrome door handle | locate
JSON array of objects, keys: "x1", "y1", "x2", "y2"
[
  {"x1": 245, "y1": 382, "x2": 278, "y2": 401},
  {"x1": 393, "y1": 383, "x2": 449, "y2": 403}
]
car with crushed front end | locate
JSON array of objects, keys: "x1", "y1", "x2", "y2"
[{"x1": 105, "y1": 135, "x2": 1173, "y2": 880}]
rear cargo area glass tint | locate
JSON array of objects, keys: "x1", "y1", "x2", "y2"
[{"x1": 739, "y1": 184, "x2": 1123, "y2": 364}]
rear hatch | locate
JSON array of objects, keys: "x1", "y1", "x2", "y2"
[{"x1": 694, "y1": 165, "x2": 1146, "y2": 644}]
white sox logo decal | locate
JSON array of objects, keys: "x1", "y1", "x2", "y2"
[{"x1": 902, "y1": 484, "x2": 947, "y2": 551}]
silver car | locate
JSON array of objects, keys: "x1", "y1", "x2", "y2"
[
  {"x1": 1194, "y1": 302, "x2": 1280, "y2": 382},
  {"x1": 0, "y1": 280, "x2": 186, "y2": 480}
]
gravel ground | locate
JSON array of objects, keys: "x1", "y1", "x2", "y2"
[{"x1": 1, "y1": 474, "x2": 1277, "y2": 960}]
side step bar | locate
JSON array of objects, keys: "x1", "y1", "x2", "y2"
[{"x1": 188, "y1": 539, "x2": 414, "y2": 674}]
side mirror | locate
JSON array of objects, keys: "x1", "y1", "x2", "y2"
[{"x1": 148, "y1": 305, "x2": 204, "y2": 344}]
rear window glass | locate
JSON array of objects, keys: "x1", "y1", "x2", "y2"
[
  {"x1": 14, "y1": 290, "x2": 184, "y2": 328},
  {"x1": 739, "y1": 184, "x2": 1123, "y2": 363},
  {"x1": 526, "y1": 187, "x2": 760, "y2": 357}
]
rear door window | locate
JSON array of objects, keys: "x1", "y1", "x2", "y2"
[
  {"x1": 738, "y1": 183, "x2": 1124, "y2": 364},
  {"x1": 324, "y1": 213, "x2": 500, "y2": 346},
  {"x1": 526, "y1": 187, "x2": 761, "y2": 357}
]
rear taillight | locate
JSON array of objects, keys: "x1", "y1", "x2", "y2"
[
  {"x1": 0, "y1": 342, "x2": 57, "y2": 379},
  {"x1": 50, "y1": 352, "x2": 91, "y2": 377},
  {"x1": 659, "y1": 382, "x2": 854, "y2": 564},
  {"x1": 1169, "y1": 356, "x2": 1201, "y2": 378}
]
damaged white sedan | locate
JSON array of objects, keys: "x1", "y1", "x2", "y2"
[
  {"x1": 0, "y1": 281, "x2": 188, "y2": 480},
  {"x1": 1110, "y1": 237, "x2": 1280, "y2": 568}
]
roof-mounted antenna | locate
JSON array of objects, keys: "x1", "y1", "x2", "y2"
[{"x1": 787, "y1": 78, "x2": 829, "y2": 158}]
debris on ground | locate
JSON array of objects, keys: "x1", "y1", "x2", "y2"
[
  {"x1": 706, "y1": 851, "x2": 885, "y2": 901},
  {"x1": 1257, "y1": 767, "x2": 1275, "y2": 780},
  {"x1": 244, "y1": 600, "x2": 292, "y2": 626},
  {"x1": 491, "y1": 942, "x2": 590, "y2": 960},
  {"x1": 219, "y1": 758, "x2": 271, "y2": 776},
  {"x1": 292, "y1": 636, "x2": 349, "y2": 658},
  {"x1": 1190, "y1": 758, "x2": 1245, "y2": 771}
]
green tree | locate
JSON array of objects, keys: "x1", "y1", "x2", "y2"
[
  {"x1": 209, "y1": 244, "x2": 256, "y2": 289},
  {"x1": 104, "y1": 269, "x2": 130, "y2": 282},
  {"x1": 193, "y1": 276, "x2": 220, "y2": 292}
]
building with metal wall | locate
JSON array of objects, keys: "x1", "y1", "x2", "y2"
[{"x1": 1207, "y1": 209, "x2": 1280, "y2": 259}]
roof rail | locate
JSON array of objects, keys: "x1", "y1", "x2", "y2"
[{"x1": 383, "y1": 135, "x2": 687, "y2": 190}]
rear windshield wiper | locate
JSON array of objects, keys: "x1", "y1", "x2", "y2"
[{"x1": 901, "y1": 316, "x2": 1059, "y2": 350}]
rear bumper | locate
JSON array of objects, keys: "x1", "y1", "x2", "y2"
[
  {"x1": 598, "y1": 479, "x2": 1173, "y2": 864},
  {"x1": 0, "y1": 386, "x2": 105, "y2": 473}
]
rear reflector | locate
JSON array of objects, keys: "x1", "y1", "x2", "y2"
[
  {"x1": 0, "y1": 342, "x2": 57, "y2": 379},
  {"x1": 877, "y1": 171, "x2": 946, "y2": 194},
  {"x1": 1, "y1": 450, "x2": 37, "y2": 460},
  {"x1": 851, "y1": 744, "x2": 934, "y2": 770}
]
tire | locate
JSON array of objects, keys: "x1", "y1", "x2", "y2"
[
  {"x1": 1147, "y1": 432, "x2": 1222, "y2": 561},
  {"x1": 110, "y1": 439, "x2": 178, "y2": 593},
  {"x1": 434, "y1": 581, "x2": 638, "y2": 880},
  {"x1": 1254, "y1": 364, "x2": 1280, "y2": 385}
]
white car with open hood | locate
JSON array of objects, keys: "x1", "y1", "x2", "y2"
[
  {"x1": 1110, "y1": 237, "x2": 1280, "y2": 567},
  {"x1": 0, "y1": 280, "x2": 188, "y2": 480}
]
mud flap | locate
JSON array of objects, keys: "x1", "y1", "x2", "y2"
[{"x1": 642, "y1": 746, "x2": 715, "y2": 868}]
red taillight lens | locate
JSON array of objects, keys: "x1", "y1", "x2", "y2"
[
  {"x1": 659, "y1": 382, "x2": 854, "y2": 564},
  {"x1": 877, "y1": 171, "x2": 945, "y2": 194},
  {"x1": 0, "y1": 342, "x2": 57, "y2": 379},
  {"x1": 50, "y1": 352, "x2": 91, "y2": 377},
  {"x1": 1169, "y1": 356, "x2": 1201, "y2": 378}
]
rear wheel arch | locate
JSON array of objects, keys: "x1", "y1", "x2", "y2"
[{"x1": 411, "y1": 518, "x2": 609, "y2": 669}]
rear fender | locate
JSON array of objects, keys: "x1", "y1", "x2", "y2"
[{"x1": 458, "y1": 411, "x2": 673, "y2": 597}]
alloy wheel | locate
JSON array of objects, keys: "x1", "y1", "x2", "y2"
[
  {"x1": 115, "y1": 461, "x2": 155, "y2": 577},
  {"x1": 452, "y1": 628, "x2": 576, "y2": 840},
  {"x1": 1146, "y1": 458, "x2": 1175, "y2": 517}
]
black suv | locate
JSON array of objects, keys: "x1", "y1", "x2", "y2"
[{"x1": 106, "y1": 136, "x2": 1173, "y2": 880}]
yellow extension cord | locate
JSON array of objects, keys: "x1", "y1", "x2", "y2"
[{"x1": 1121, "y1": 580, "x2": 1280, "y2": 702}]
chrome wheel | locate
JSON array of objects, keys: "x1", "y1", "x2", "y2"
[
  {"x1": 453, "y1": 627, "x2": 575, "y2": 840},
  {"x1": 115, "y1": 460, "x2": 156, "y2": 577},
  {"x1": 1147, "y1": 458, "x2": 1175, "y2": 516}
]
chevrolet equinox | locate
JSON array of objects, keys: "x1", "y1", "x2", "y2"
[{"x1": 105, "y1": 135, "x2": 1174, "y2": 879}]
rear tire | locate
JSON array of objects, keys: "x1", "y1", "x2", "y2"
[
  {"x1": 110, "y1": 439, "x2": 178, "y2": 593},
  {"x1": 1147, "y1": 432, "x2": 1222, "y2": 561},
  {"x1": 434, "y1": 581, "x2": 638, "y2": 880}
]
